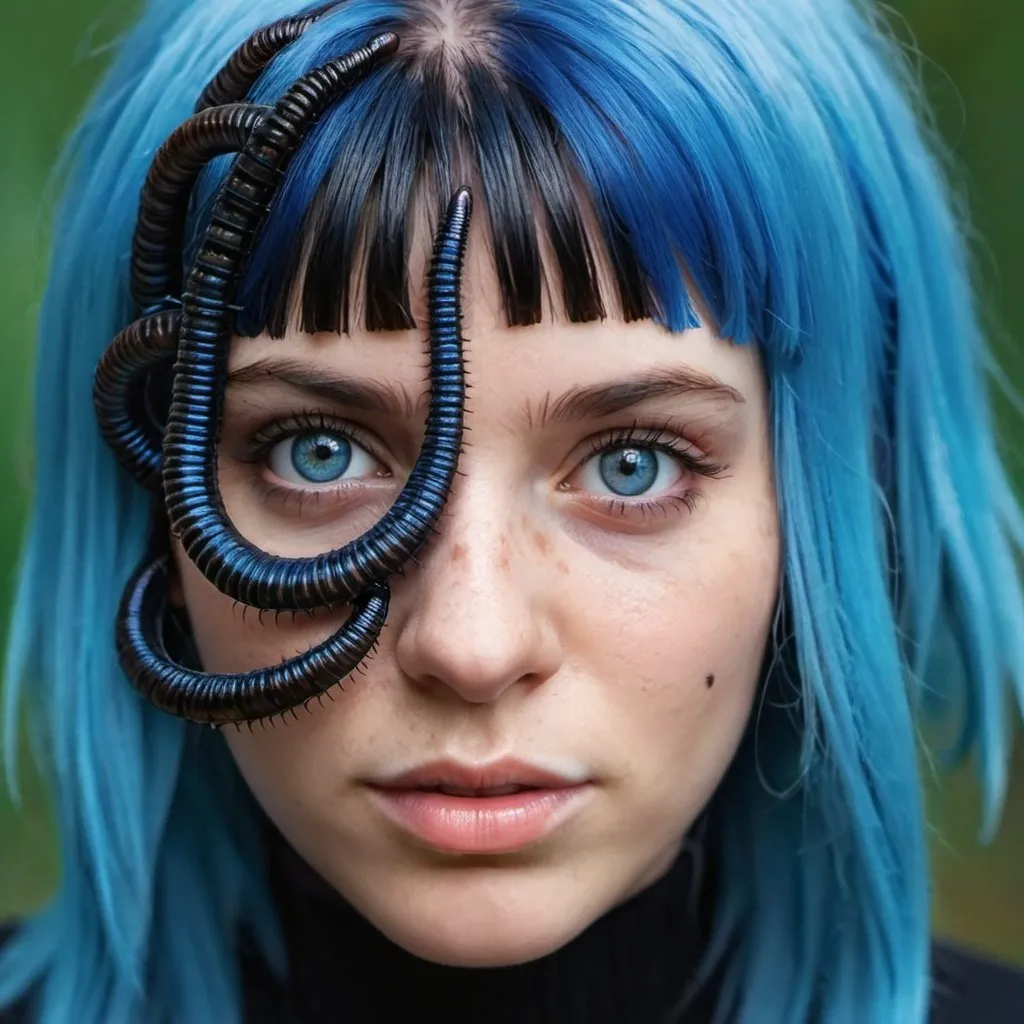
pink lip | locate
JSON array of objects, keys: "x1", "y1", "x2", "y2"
[
  {"x1": 366, "y1": 784, "x2": 595, "y2": 854},
  {"x1": 366, "y1": 755, "x2": 595, "y2": 854},
  {"x1": 372, "y1": 755, "x2": 589, "y2": 792}
]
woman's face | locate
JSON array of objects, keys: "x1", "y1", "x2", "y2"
[{"x1": 171, "y1": 225, "x2": 780, "y2": 967}]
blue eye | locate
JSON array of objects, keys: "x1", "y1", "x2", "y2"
[
  {"x1": 268, "y1": 430, "x2": 377, "y2": 485},
  {"x1": 577, "y1": 444, "x2": 683, "y2": 498}
]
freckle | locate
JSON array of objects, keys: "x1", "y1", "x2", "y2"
[
  {"x1": 705, "y1": 673, "x2": 715, "y2": 689},
  {"x1": 497, "y1": 534, "x2": 511, "y2": 573},
  {"x1": 451, "y1": 542, "x2": 466, "y2": 563},
  {"x1": 532, "y1": 530, "x2": 551, "y2": 555}
]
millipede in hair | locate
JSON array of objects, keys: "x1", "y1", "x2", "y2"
[
  {"x1": 94, "y1": 33, "x2": 402, "y2": 489},
  {"x1": 193, "y1": 2, "x2": 343, "y2": 114},
  {"x1": 93, "y1": 310, "x2": 181, "y2": 490},
  {"x1": 100, "y1": 3, "x2": 340, "y2": 469},
  {"x1": 132, "y1": 104, "x2": 271, "y2": 314}
]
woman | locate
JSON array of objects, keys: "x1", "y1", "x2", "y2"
[{"x1": 1, "y1": 0, "x2": 1022, "y2": 1020}]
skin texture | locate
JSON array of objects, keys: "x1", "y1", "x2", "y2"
[{"x1": 171, "y1": 218, "x2": 781, "y2": 968}]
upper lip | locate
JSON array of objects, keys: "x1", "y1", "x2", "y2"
[{"x1": 370, "y1": 756, "x2": 589, "y2": 792}]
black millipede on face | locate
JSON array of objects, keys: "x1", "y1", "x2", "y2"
[
  {"x1": 162, "y1": 49, "x2": 469, "y2": 614},
  {"x1": 92, "y1": 16, "x2": 474, "y2": 724},
  {"x1": 117, "y1": 558, "x2": 392, "y2": 725}
]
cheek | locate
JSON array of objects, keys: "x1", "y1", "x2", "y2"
[
  {"x1": 564, "y1": 496, "x2": 780, "y2": 811},
  {"x1": 172, "y1": 540, "x2": 348, "y2": 675},
  {"x1": 171, "y1": 538, "x2": 390, "y2": 818}
]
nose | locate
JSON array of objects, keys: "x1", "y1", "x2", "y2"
[{"x1": 392, "y1": 483, "x2": 563, "y2": 705}]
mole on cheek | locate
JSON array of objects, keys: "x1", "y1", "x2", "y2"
[
  {"x1": 450, "y1": 542, "x2": 467, "y2": 564},
  {"x1": 705, "y1": 673, "x2": 715, "y2": 689}
]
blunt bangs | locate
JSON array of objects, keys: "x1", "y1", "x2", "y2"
[{"x1": 188, "y1": 0, "x2": 864, "y2": 358}]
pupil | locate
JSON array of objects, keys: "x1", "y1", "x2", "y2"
[
  {"x1": 292, "y1": 432, "x2": 351, "y2": 483},
  {"x1": 598, "y1": 446, "x2": 658, "y2": 496}
]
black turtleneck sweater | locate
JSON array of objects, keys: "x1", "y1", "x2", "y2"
[{"x1": 2, "y1": 825, "x2": 1023, "y2": 1022}]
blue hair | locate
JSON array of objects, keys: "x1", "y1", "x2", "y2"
[{"x1": 3, "y1": 0, "x2": 1022, "y2": 1021}]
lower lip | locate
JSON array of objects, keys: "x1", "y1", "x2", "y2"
[{"x1": 367, "y1": 784, "x2": 594, "y2": 854}]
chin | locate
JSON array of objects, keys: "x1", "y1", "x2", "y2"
[
  {"x1": 359, "y1": 879, "x2": 597, "y2": 968},
  {"x1": 385, "y1": 916, "x2": 583, "y2": 968}
]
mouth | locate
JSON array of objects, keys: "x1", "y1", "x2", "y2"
[
  {"x1": 414, "y1": 784, "x2": 544, "y2": 797},
  {"x1": 365, "y1": 755, "x2": 595, "y2": 853},
  {"x1": 366, "y1": 782, "x2": 595, "y2": 855},
  {"x1": 370, "y1": 754, "x2": 591, "y2": 794}
]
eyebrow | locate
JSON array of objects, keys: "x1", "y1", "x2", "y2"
[
  {"x1": 226, "y1": 357, "x2": 419, "y2": 418},
  {"x1": 226, "y1": 357, "x2": 744, "y2": 425},
  {"x1": 530, "y1": 366, "x2": 745, "y2": 428}
]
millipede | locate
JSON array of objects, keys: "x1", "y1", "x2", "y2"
[{"x1": 93, "y1": 12, "x2": 472, "y2": 724}]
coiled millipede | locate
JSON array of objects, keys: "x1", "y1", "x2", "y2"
[{"x1": 93, "y1": 14, "x2": 472, "y2": 724}]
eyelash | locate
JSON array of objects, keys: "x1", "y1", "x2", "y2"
[
  {"x1": 237, "y1": 410, "x2": 389, "y2": 515},
  {"x1": 240, "y1": 411, "x2": 728, "y2": 524},
  {"x1": 567, "y1": 421, "x2": 728, "y2": 523}
]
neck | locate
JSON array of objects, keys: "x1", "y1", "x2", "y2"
[{"x1": 244, "y1": 818, "x2": 719, "y2": 1024}]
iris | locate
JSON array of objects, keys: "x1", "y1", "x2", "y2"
[
  {"x1": 291, "y1": 431, "x2": 352, "y2": 483},
  {"x1": 598, "y1": 446, "x2": 658, "y2": 496}
]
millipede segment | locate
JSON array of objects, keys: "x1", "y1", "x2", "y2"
[{"x1": 94, "y1": 309, "x2": 180, "y2": 491}]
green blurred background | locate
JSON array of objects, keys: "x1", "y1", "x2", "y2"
[{"x1": 0, "y1": 0, "x2": 1021, "y2": 963}]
